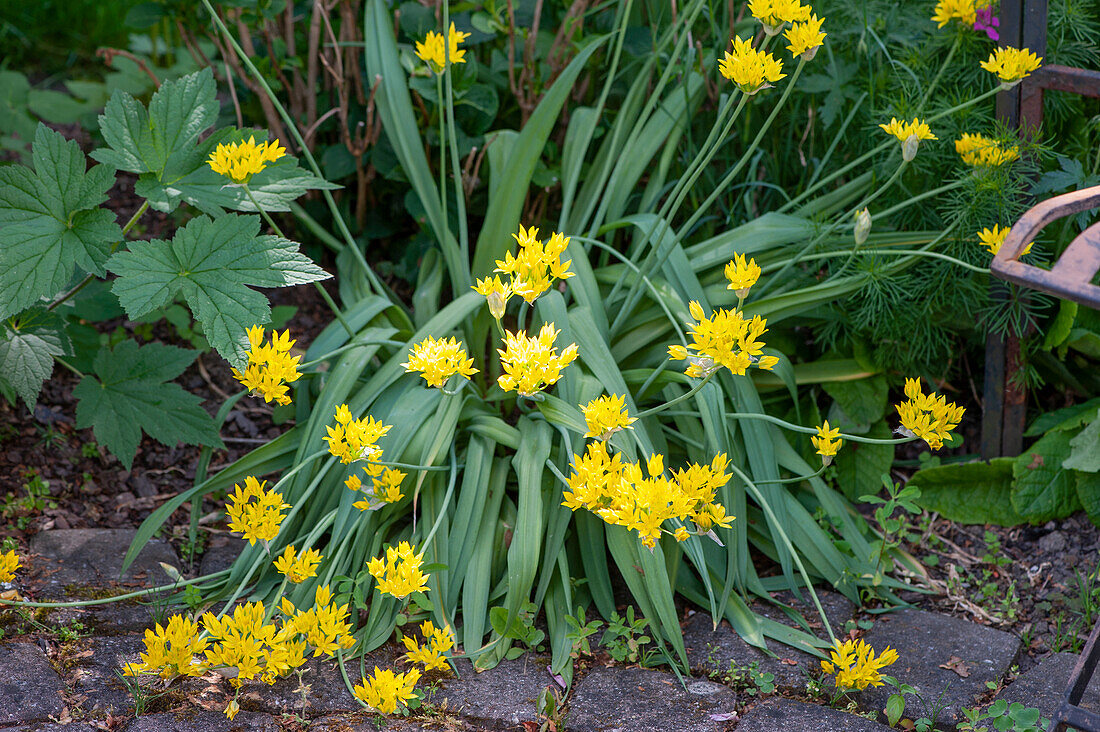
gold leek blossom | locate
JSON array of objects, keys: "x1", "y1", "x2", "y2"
[
  {"x1": 821, "y1": 638, "x2": 899, "y2": 691},
  {"x1": 978, "y1": 224, "x2": 1030, "y2": 257},
  {"x1": 493, "y1": 225, "x2": 575, "y2": 304},
  {"x1": 719, "y1": 37, "x2": 786, "y2": 94},
  {"x1": 811, "y1": 421, "x2": 842, "y2": 462},
  {"x1": 368, "y1": 541, "x2": 430, "y2": 598},
  {"x1": 931, "y1": 0, "x2": 976, "y2": 27},
  {"x1": 273, "y1": 545, "x2": 323, "y2": 584},
  {"x1": 981, "y1": 46, "x2": 1042, "y2": 86},
  {"x1": 748, "y1": 0, "x2": 811, "y2": 34},
  {"x1": 122, "y1": 615, "x2": 208, "y2": 678},
  {"x1": 725, "y1": 254, "x2": 762, "y2": 297},
  {"x1": 402, "y1": 336, "x2": 479, "y2": 388},
  {"x1": 879, "y1": 117, "x2": 936, "y2": 161},
  {"x1": 0, "y1": 549, "x2": 19, "y2": 583},
  {"x1": 473, "y1": 275, "x2": 511, "y2": 319},
  {"x1": 226, "y1": 476, "x2": 290, "y2": 546},
  {"x1": 562, "y1": 442, "x2": 734, "y2": 549},
  {"x1": 324, "y1": 404, "x2": 392, "y2": 464},
  {"x1": 414, "y1": 22, "x2": 470, "y2": 73},
  {"x1": 354, "y1": 667, "x2": 422, "y2": 714},
  {"x1": 207, "y1": 136, "x2": 286, "y2": 184},
  {"x1": 955, "y1": 133, "x2": 1019, "y2": 167},
  {"x1": 497, "y1": 323, "x2": 579, "y2": 396},
  {"x1": 346, "y1": 463, "x2": 406, "y2": 511},
  {"x1": 668, "y1": 301, "x2": 776, "y2": 378},
  {"x1": 402, "y1": 620, "x2": 455, "y2": 671},
  {"x1": 232, "y1": 325, "x2": 302, "y2": 406},
  {"x1": 895, "y1": 378, "x2": 965, "y2": 450},
  {"x1": 582, "y1": 394, "x2": 637, "y2": 440},
  {"x1": 785, "y1": 14, "x2": 826, "y2": 59}
]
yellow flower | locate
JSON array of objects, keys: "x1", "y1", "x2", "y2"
[
  {"x1": 669, "y1": 301, "x2": 773, "y2": 378},
  {"x1": 0, "y1": 549, "x2": 19, "y2": 583},
  {"x1": 978, "y1": 224, "x2": 1030, "y2": 257},
  {"x1": 231, "y1": 326, "x2": 302, "y2": 406},
  {"x1": 719, "y1": 37, "x2": 786, "y2": 94},
  {"x1": 402, "y1": 620, "x2": 455, "y2": 671},
  {"x1": 402, "y1": 336, "x2": 479, "y2": 389},
  {"x1": 203, "y1": 602, "x2": 280, "y2": 681},
  {"x1": 785, "y1": 14, "x2": 826, "y2": 58},
  {"x1": 931, "y1": 0, "x2": 976, "y2": 27},
  {"x1": 879, "y1": 117, "x2": 936, "y2": 161},
  {"x1": 748, "y1": 0, "x2": 811, "y2": 32},
  {"x1": 224, "y1": 699, "x2": 240, "y2": 720},
  {"x1": 497, "y1": 323, "x2": 579, "y2": 397},
  {"x1": 724, "y1": 254, "x2": 762, "y2": 297},
  {"x1": 757, "y1": 355, "x2": 780, "y2": 370},
  {"x1": 955, "y1": 133, "x2": 1019, "y2": 167},
  {"x1": 368, "y1": 541, "x2": 430, "y2": 598},
  {"x1": 821, "y1": 638, "x2": 899, "y2": 691},
  {"x1": 289, "y1": 585, "x2": 357, "y2": 657},
  {"x1": 811, "y1": 421, "x2": 842, "y2": 460},
  {"x1": 123, "y1": 614, "x2": 209, "y2": 678},
  {"x1": 473, "y1": 275, "x2": 511, "y2": 319},
  {"x1": 414, "y1": 22, "x2": 470, "y2": 73},
  {"x1": 493, "y1": 226, "x2": 575, "y2": 304},
  {"x1": 207, "y1": 135, "x2": 286, "y2": 184},
  {"x1": 981, "y1": 46, "x2": 1042, "y2": 85},
  {"x1": 226, "y1": 476, "x2": 290, "y2": 546},
  {"x1": 348, "y1": 464, "x2": 406, "y2": 510},
  {"x1": 353, "y1": 667, "x2": 422, "y2": 714},
  {"x1": 582, "y1": 394, "x2": 637, "y2": 440},
  {"x1": 273, "y1": 545, "x2": 323, "y2": 584},
  {"x1": 895, "y1": 377, "x2": 965, "y2": 451},
  {"x1": 673, "y1": 527, "x2": 691, "y2": 542},
  {"x1": 324, "y1": 405, "x2": 392, "y2": 464}
]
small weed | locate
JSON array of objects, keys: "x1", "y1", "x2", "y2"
[
  {"x1": 36, "y1": 424, "x2": 67, "y2": 449},
  {"x1": 115, "y1": 669, "x2": 170, "y2": 715},
  {"x1": 564, "y1": 605, "x2": 602, "y2": 659},
  {"x1": 723, "y1": 660, "x2": 776, "y2": 696},
  {"x1": 81, "y1": 442, "x2": 101, "y2": 459},
  {"x1": 958, "y1": 699, "x2": 1051, "y2": 731},
  {"x1": 601, "y1": 606, "x2": 657, "y2": 665}
]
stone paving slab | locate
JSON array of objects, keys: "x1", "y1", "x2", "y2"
[
  {"x1": 0, "y1": 642, "x2": 67, "y2": 724},
  {"x1": 198, "y1": 536, "x2": 247, "y2": 577},
  {"x1": 565, "y1": 666, "x2": 737, "y2": 732},
  {"x1": 245, "y1": 650, "x2": 394, "y2": 715},
  {"x1": 313, "y1": 716, "x2": 468, "y2": 731},
  {"x1": 122, "y1": 711, "x2": 281, "y2": 731},
  {"x1": 426, "y1": 656, "x2": 556, "y2": 729},
  {"x1": 736, "y1": 698, "x2": 895, "y2": 731},
  {"x1": 998, "y1": 652, "x2": 1100, "y2": 719},
  {"x1": 30, "y1": 529, "x2": 180, "y2": 591},
  {"x1": 0, "y1": 724, "x2": 98, "y2": 731},
  {"x1": 857, "y1": 608, "x2": 1021, "y2": 726},
  {"x1": 67, "y1": 635, "x2": 145, "y2": 715}
]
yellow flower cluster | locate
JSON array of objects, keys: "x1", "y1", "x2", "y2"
[
  {"x1": 955, "y1": 133, "x2": 1019, "y2": 167},
  {"x1": 281, "y1": 584, "x2": 357, "y2": 658},
  {"x1": 820, "y1": 638, "x2": 899, "y2": 691},
  {"x1": 582, "y1": 394, "x2": 637, "y2": 440},
  {"x1": 982, "y1": 46, "x2": 1042, "y2": 85},
  {"x1": 978, "y1": 224, "x2": 1030, "y2": 257},
  {"x1": 273, "y1": 545, "x2": 323, "y2": 584},
  {"x1": 202, "y1": 602, "x2": 305, "y2": 683},
  {"x1": 879, "y1": 117, "x2": 936, "y2": 144},
  {"x1": 492, "y1": 225, "x2": 575, "y2": 305},
  {"x1": 719, "y1": 37, "x2": 786, "y2": 94},
  {"x1": 724, "y1": 254, "x2": 761, "y2": 297},
  {"x1": 324, "y1": 404, "x2": 392, "y2": 464},
  {"x1": 785, "y1": 14, "x2": 826, "y2": 58},
  {"x1": 402, "y1": 336, "x2": 478, "y2": 388},
  {"x1": 562, "y1": 441, "x2": 734, "y2": 548},
  {"x1": 748, "y1": 0, "x2": 811, "y2": 31},
  {"x1": 668, "y1": 301, "x2": 777, "y2": 378},
  {"x1": 368, "y1": 541, "x2": 430, "y2": 598},
  {"x1": 122, "y1": 615, "x2": 208, "y2": 679},
  {"x1": 811, "y1": 421, "x2": 842, "y2": 460},
  {"x1": 231, "y1": 326, "x2": 302, "y2": 406},
  {"x1": 402, "y1": 620, "x2": 455, "y2": 671},
  {"x1": 414, "y1": 22, "x2": 470, "y2": 73},
  {"x1": 354, "y1": 666, "x2": 422, "y2": 714},
  {"x1": 0, "y1": 549, "x2": 19, "y2": 583},
  {"x1": 226, "y1": 476, "x2": 290, "y2": 546},
  {"x1": 497, "y1": 323, "x2": 579, "y2": 396},
  {"x1": 207, "y1": 136, "x2": 286, "y2": 184},
  {"x1": 346, "y1": 463, "x2": 406, "y2": 511},
  {"x1": 895, "y1": 378, "x2": 965, "y2": 451},
  {"x1": 931, "y1": 0, "x2": 976, "y2": 27}
]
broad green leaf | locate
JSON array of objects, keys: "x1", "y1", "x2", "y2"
[
  {"x1": 1012, "y1": 430, "x2": 1082, "y2": 523},
  {"x1": 0, "y1": 309, "x2": 69, "y2": 408},
  {"x1": 1078, "y1": 471, "x2": 1100, "y2": 526},
  {"x1": 1024, "y1": 397, "x2": 1100, "y2": 436},
  {"x1": 833, "y1": 421, "x2": 894, "y2": 501},
  {"x1": 1042, "y1": 300, "x2": 1078, "y2": 351},
  {"x1": 909, "y1": 458, "x2": 1023, "y2": 526},
  {"x1": 822, "y1": 375, "x2": 887, "y2": 426},
  {"x1": 107, "y1": 214, "x2": 329, "y2": 365},
  {"x1": 73, "y1": 339, "x2": 223, "y2": 469},
  {"x1": 1064, "y1": 411, "x2": 1100, "y2": 472},
  {"x1": 0, "y1": 125, "x2": 120, "y2": 318}
]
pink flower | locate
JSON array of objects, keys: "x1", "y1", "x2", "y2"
[{"x1": 974, "y1": 5, "x2": 999, "y2": 41}]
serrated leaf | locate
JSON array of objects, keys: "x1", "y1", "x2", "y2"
[
  {"x1": 107, "y1": 214, "x2": 329, "y2": 365},
  {"x1": 0, "y1": 309, "x2": 69, "y2": 409},
  {"x1": 0, "y1": 125, "x2": 120, "y2": 318},
  {"x1": 909, "y1": 458, "x2": 1023, "y2": 525},
  {"x1": 72, "y1": 339, "x2": 222, "y2": 469},
  {"x1": 834, "y1": 420, "x2": 894, "y2": 501},
  {"x1": 1012, "y1": 430, "x2": 1082, "y2": 522},
  {"x1": 1065, "y1": 411, "x2": 1100, "y2": 472}
]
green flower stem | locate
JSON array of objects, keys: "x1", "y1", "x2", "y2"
[
  {"x1": 873, "y1": 179, "x2": 965, "y2": 221},
  {"x1": 262, "y1": 574, "x2": 290, "y2": 625},
  {"x1": 369, "y1": 459, "x2": 454, "y2": 472},
  {"x1": 762, "y1": 248, "x2": 989, "y2": 274},
  {"x1": 754, "y1": 463, "x2": 828, "y2": 485},
  {"x1": 242, "y1": 183, "x2": 355, "y2": 340},
  {"x1": 52, "y1": 357, "x2": 84, "y2": 378},
  {"x1": 441, "y1": 3, "x2": 469, "y2": 264},
  {"x1": 918, "y1": 33, "x2": 962, "y2": 111},
  {"x1": 418, "y1": 445, "x2": 459, "y2": 551},
  {"x1": 727, "y1": 411, "x2": 913, "y2": 444},
  {"x1": 298, "y1": 339, "x2": 408, "y2": 370},
  {"x1": 435, "y1": 72, "x2": 449, "y2": 260},
  {"x1": 634, "y1": 371, "x2": 717, "y2": 420},
  {"x1": 0, "y1": 569, "x2": 232, "y2": 608}
]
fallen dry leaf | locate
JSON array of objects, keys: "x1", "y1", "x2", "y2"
[{"x1": 939, "y1": 655, "x2": 971, "y2": 677}]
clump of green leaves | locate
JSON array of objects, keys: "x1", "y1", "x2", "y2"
[
  {"x1": 601, "y1": 607, "x2": 657, "y2": 665},
  {"x1": 959, "y1": 700, "x2": 1051, "y2": 732}
]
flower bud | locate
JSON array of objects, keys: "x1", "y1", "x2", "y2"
[
  {"x1": 486, "y1": 290, "x2": 507, "y2": 320},
  {"x1": 902, "y1": 134, "x2": 920, "y2": 162},
  {"x1": 802, "y1": 45, "x2": 820, "y2": 62},
  {"x1": 854, "y1": 208, "x2": 872, "y2": 246}
]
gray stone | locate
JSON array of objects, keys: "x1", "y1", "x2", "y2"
[
  {"x1": 0, "y1": 642, "x2": 66, "y2": 724},
  {"x1": 199, "y1": 536, "x2": 247, "y2": 576},
  {"x1": 246, "y1": 649, "x2": 394, "y2": 715},
  {"x1": 30, "y1": 529, "x2": 181, "y2": 592},
  {"x1": 313, "y1": 716, "x2": 465, "y2": 731},
  {"x1": 41, "y1": 591, "x2": 180, "y2": 635},
  {"x1": 68, "y1": 635, "x2": 145, "y2": 715},
  {"x1": 736, "y1": 698, "x2": 895, "y2": 731},
  {"x1": 426, "y1": 655, "x2": 555, "y2": 728},
  {"x1": 857, "y1": 608, "x2": 1021, "y2": 726},
  {"x1": 1038, "y1": 531, "x2": 1067, "y2": 554},
  {"x1": 999, "y1": 652, "x2": 1098, "y2": 719},
  {"x1": 0, "y1": 725, "x2": 97, "y2": 731},
  {"x1": 123, "y1": 711, "x2": 281, "y2": 731},
  {"x1": 565, "y1": 666, "x2": 737, "y2": 732}
]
